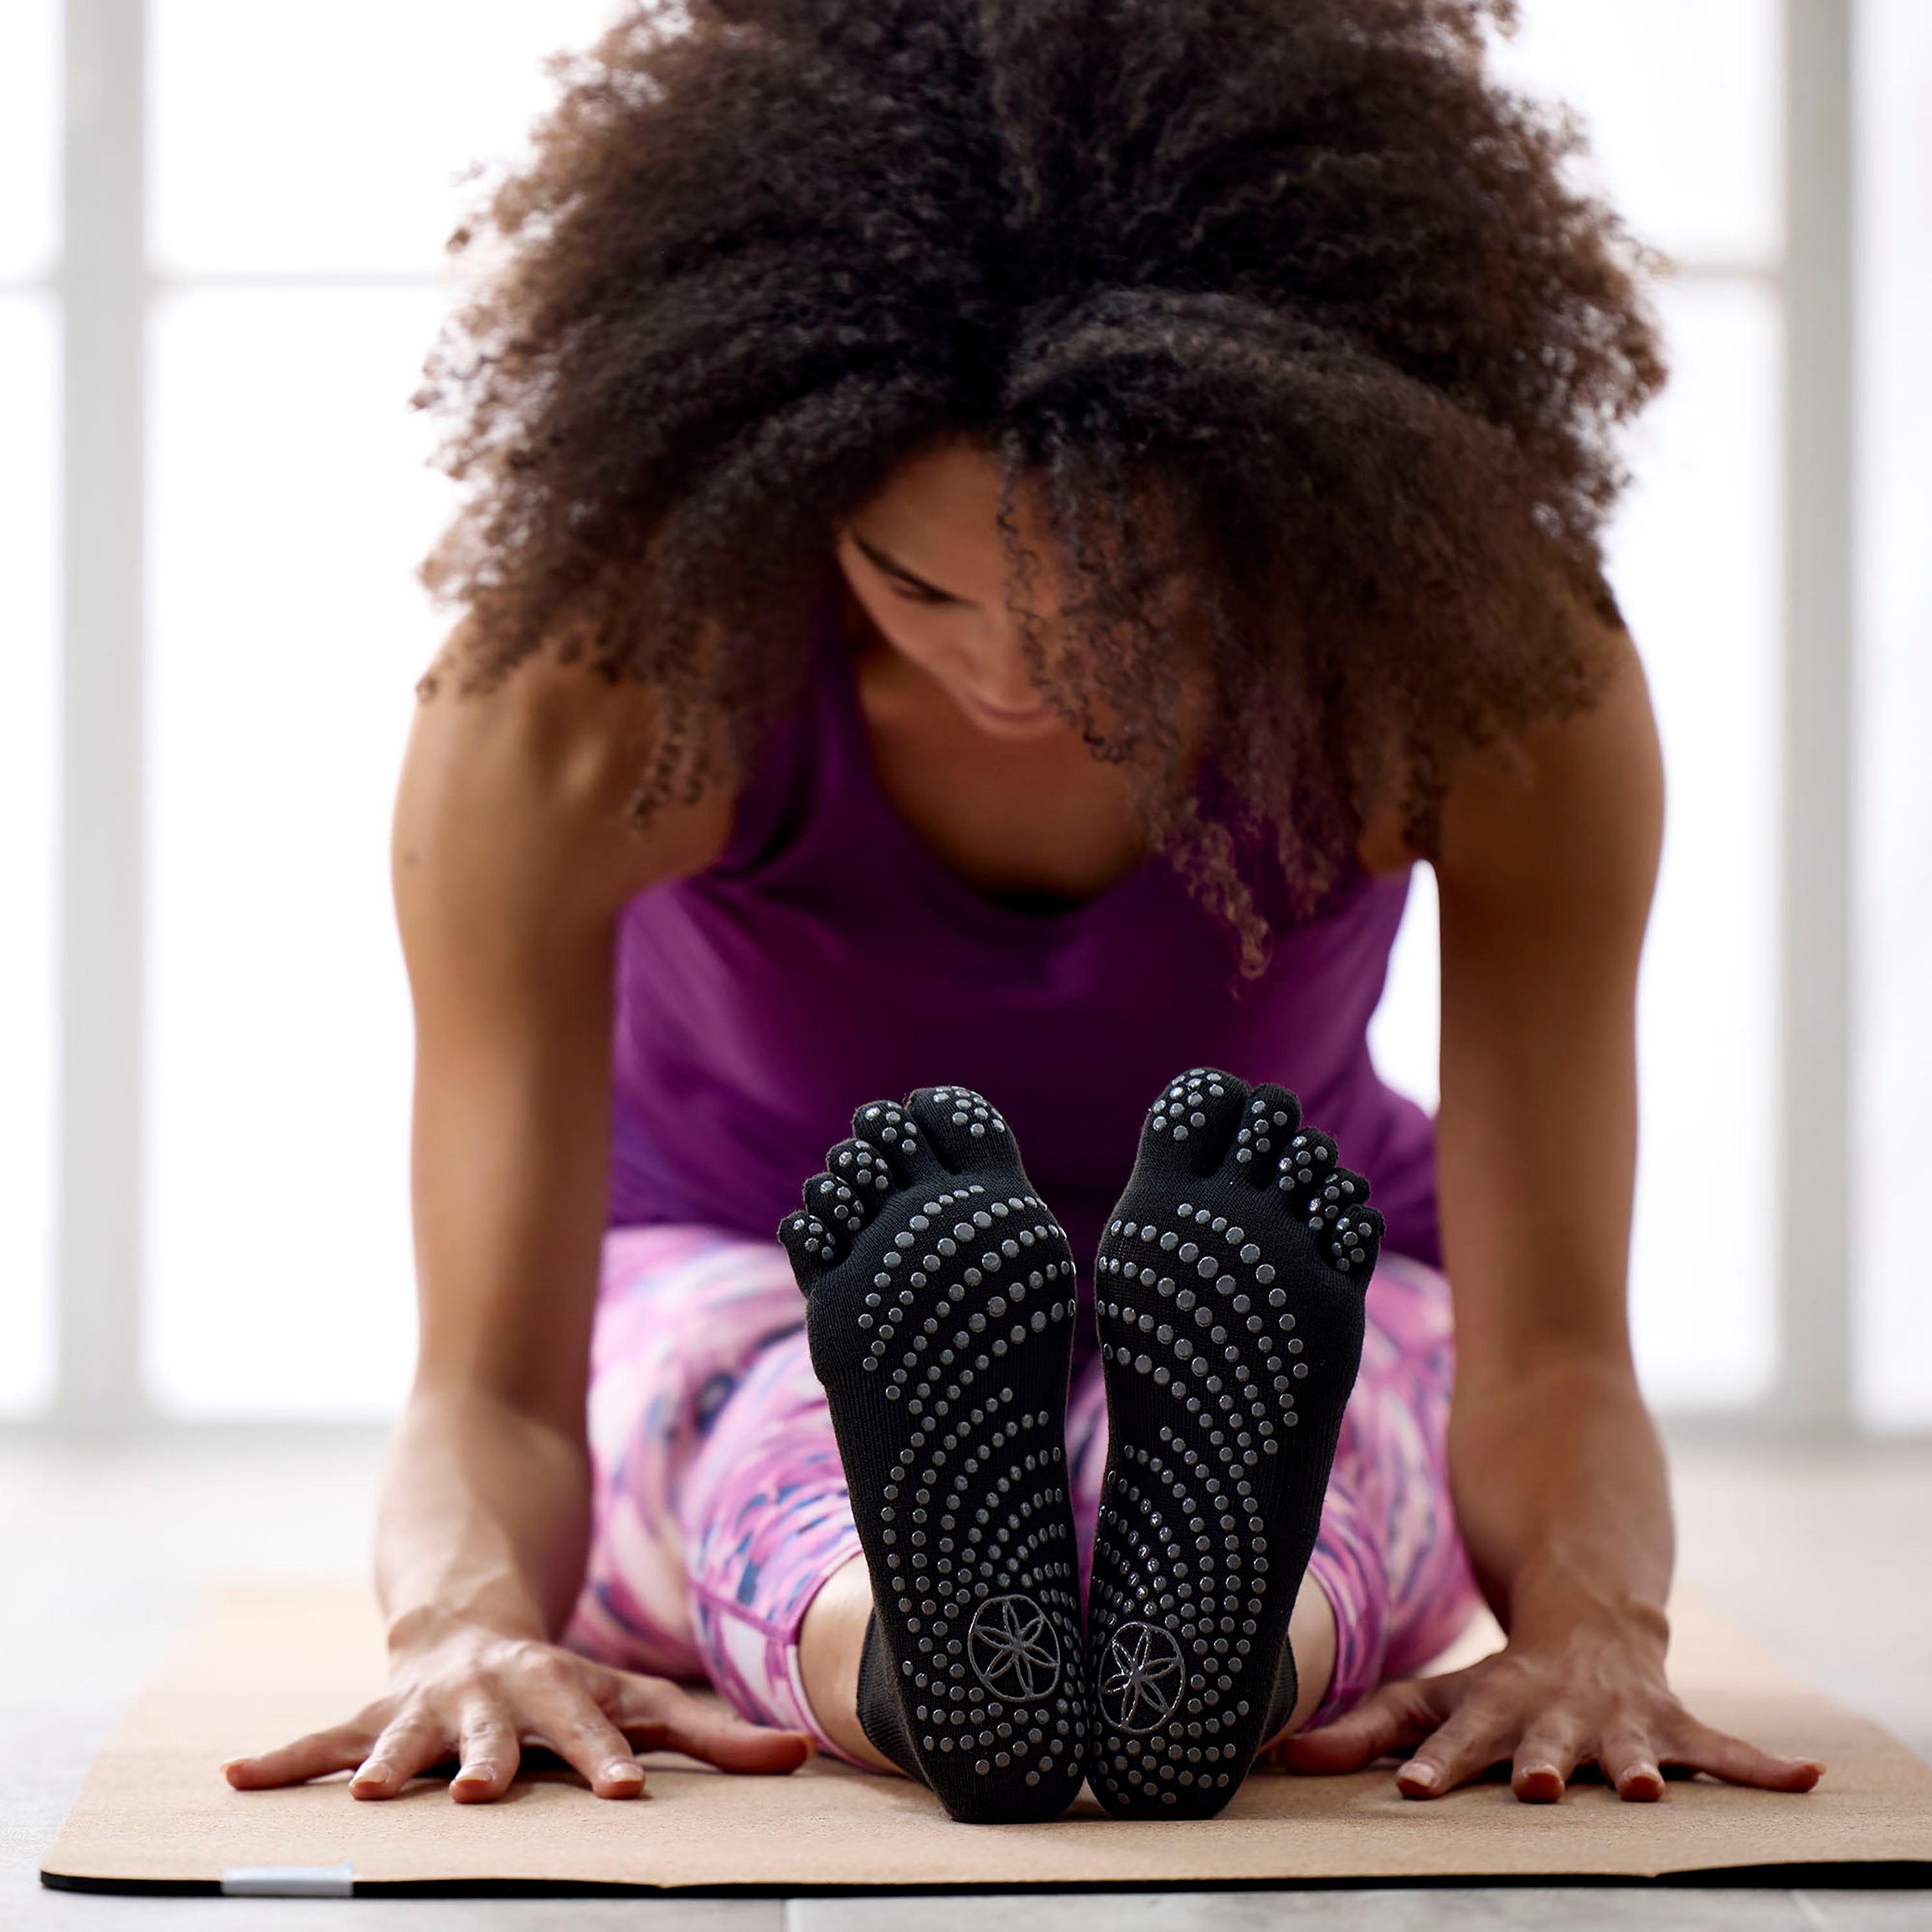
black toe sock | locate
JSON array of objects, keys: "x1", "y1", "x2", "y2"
[
  {"x1": 1085, "y1": 1066, "x2": 1379, "y2": 1820},
  {"x1": 779, "y1": 1086, "x2": 1090, "y2": 1824}
]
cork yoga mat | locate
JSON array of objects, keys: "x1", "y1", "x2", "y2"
[{"x1": 41, "y1": 1580, "x2": 1932, "y2": 1895}]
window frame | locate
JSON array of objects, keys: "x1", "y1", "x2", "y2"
[{"x1": 17, "y1": 0, "x2": 1859, "y2": 1433}]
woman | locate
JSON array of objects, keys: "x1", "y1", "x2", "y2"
[{"x1": 223, "y1": 0, "x2": 1823, "y2": 1823}]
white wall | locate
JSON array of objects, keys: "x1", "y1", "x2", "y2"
[
  {"x1": 1372, "y1": 1, "x2": 1783, "y2": 1409},
  {"x1": 1852, "y1": 0, "x2": 1932, "y2": 1429},
  {"x1": 140, "y1": 0, "x2": 619, "y2": 1416},
  {"x1": 0, "y1": 0, "x2": 62, "y2": 1416}
]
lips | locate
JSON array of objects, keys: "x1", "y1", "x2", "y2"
[{"x1": 968, "y1": 692, "x2": 1052, "y2": 725}]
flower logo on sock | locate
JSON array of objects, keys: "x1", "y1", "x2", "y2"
[
  {"x1": 967, "y1": 1593, "x2": 1061, "y2": 1701},
  {"x1": 1100, "y1": 1620, "x2": 1184, "y2": 1732}
]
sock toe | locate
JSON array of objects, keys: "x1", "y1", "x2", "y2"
[
  {"x1": 1133, "y1": 1066, "x2": 1256, "y2": 1179},
  {"x1": 849, "y1": 1098, "x2": 949, "y2": 1187},
  {"x1": 778, "y1": 1204, "x2": 841, "y2": 1289},
  {"x1": 905, "y1": 1085, "x2": 1024, "y2": 1175},
  {"x1": 1229, "y1": 1084, "x2": 1303, "y2": 1186}
]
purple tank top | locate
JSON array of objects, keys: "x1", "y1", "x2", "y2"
[{"x1": 607, "y1": 581, "x2": 1439, "y2": 1298}]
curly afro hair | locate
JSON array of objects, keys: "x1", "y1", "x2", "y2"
[{"x1": 415, "y1": 0, "x2": 1666, "y2": 971}]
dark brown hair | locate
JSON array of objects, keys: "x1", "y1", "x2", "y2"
[{"x1": 415, "y1": 0, "x2": 1665, "y2": 971}]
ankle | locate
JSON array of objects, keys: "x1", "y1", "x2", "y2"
[
  {"x1": 1262, "y1": 1575, "x2": 1338, "y2": 1752},
  {"x1": 798, "y1": 1555, "x2": 900, "y2": 1773}
]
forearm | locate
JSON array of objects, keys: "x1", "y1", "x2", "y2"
[
  {"x1": 1448, "y1": 1349, "x2": 1671, "y2": 1651},
  {"x1": 1430, "y1": 627, "x2": 1672, "y2": 1643},
  {"x1": 1285, "y1": 638, "x2": 1819, "y2": 1797},
  {"x1": 211, "y1": 654, "x2": 808, "y2": 1807},
  {"x1": 375, "y1": 1383, "x2": 594, "y2": 1652}
]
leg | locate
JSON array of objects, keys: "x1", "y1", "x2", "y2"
[
  {"x1": 798, "y1": 1555, "x2": 898, "y2": 1772},
  {"x1": 1282, "y1": 1249, "x2": 1481, "y2": 1734},
  {"x1": 676, "y1": 1321, "x2": 886, "y2": 1762},
  {"x1": 565, "y1": 1224, "x2": 809, "y2": 1677}
]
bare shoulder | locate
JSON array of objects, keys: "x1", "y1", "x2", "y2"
[
  {"x1": 1437, "y1": 603, "x2": 1663, "y2": 925},
  {"x1": 395, "y1": 619, "x2": 736, "y2": 922},
  {"x1": 1356, "y1": 602, "x2": 1661, "y2": 892}
]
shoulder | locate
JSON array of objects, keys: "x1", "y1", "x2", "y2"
[
  {"x1": 397, "y1": 620, "x2": 737, "y2": 918},
  {"x1": 1358, "y1": 596, "x2": 1662, "y2": 900},
  {"x1": 1442, "y1": 613, "x2": 1660, "y2": 889}
]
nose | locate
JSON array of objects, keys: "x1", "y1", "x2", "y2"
[{"x1": 963, "y1": 626, "x2": 1045, "y2": 710}]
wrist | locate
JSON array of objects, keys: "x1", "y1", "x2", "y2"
[
  {"x1": 384, "y1": 1596, "x2": 547, "y2": 1663},
  {"x1": 1506, "y1": 1561, "x2": 1669, "y2": 1662}
]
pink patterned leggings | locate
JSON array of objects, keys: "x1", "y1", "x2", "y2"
[{"x1": 564, "y1": 1224, "x2": 1480, "y2": 1768}]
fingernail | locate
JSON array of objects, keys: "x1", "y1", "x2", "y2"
[
  {"x1": 1398, "y1": 1761, "x2": 1437, "y2": 1790},
  {"x1": 454, "y1": 1763, "x2": 497, "y2": 1785},
  {"x1": 602, "y1": 1759, "x2": 642, "y2": 1783},
  {"x1": 353, "y1": 1762, "x2": 392, "y2": 1789}
]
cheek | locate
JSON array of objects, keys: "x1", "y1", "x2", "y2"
[
  {"x1": 869, "y1": 603, "x2": 956, "y2": 677},
  {"x1": 861, "y1": 591, "x2": 986, "y2": 681}
]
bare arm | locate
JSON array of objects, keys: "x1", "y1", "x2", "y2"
[
  {"x1": 223, "y1": 636, "x2": 811, "y2": 1801},
  {"x1": 1283, "y1": 614, "x2": 1821, "y2": 1800},
  {"x1": 378, "y1": 639, "x2": 690, "y2": 1656},
  {"x1": 1435, "y1": 623, "x2": 1669, "y2": 1654}
]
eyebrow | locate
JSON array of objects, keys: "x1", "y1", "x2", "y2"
[{"x1": 848, "y1": 526, "x2": 968, "y2": 602}]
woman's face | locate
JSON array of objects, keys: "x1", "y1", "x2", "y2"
[{"x1": 832, "y1": 440, "x2": 1074, "y2": 743}]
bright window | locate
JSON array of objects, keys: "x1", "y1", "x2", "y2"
[
  {"x1": 144, "y1": 288, "x2": 440, "y2": 1417},
  {"x1": 1372, "y1": 0, "x2": 1783, "y2": 1406},
  {"x1": 0, "y1": 0, "x2": 62, "y2": 1416},
  {"x1": 142, "y1": 1, "x2": 618, "y2": 1416},
  {"x1": 149, "y1": 0, "x2": 620, "y2": 277},
  {"x1": 0, "y1": 294, "x2": 61, "y2": 1416},
  {"x1": 13, "y1": 0, "x2": 1908, "y2": 1427},
  {"x1": 0, "y1": 0, "x2": 60, "y2": 282},
  {"x1": 1853, "y1": 0, "x2": 1932, "y2": 1428}
]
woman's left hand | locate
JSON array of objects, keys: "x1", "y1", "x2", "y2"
[{"x1": 1268, "y1": 1620, "x2": 1824, "y2": 1802}]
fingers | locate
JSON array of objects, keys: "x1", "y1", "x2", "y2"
[
  {"x1": 222, "y1": 1719, "x2": 373, "y2": 1790},
  {"x1": 516, "y1": 1671, "x2": 647, "y2": 1799},
  {"x1": 607, "y1": 1674, "x2": 815, "y2": 1775},
  {"x1": 1510, "y1": 1715, "x2": 1586, "y2": 1804},
  {"x1": 351, "y1": 1708, "x2": 453, "y2": 1799},
  {"x1": 1663, "y1": 1713, "x2": 1824, "y2": 1793},
  {"x1": 1598, "y1": 1721, "x2": 1667, "y2": 1802},
  {"x1": 1394, "y1": 1694, "x2": 1513, "y2": 1798},
  {"x1": 225, "y1": 1644, "x2": 808, "y2": 1808},
  {"x1": 1273, "y1": 1651, "x2": 1828, "y2": 1810},
  {"x1": 1271, "y1": 1676, "x2": 1453, "y2": 1775},
  {"x1": 1378, "y1": 1701, "x2": 1822, "y2": 1803},
  {"x1": 450, "y1": 1701, "x2": 522, "y2": 1804},
  {"x1": 1276, "y1": 1670, "x2": 1513, "y2": 1799}
]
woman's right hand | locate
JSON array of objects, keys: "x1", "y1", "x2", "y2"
[{"x1": 220, "y1": 1619, "x2": 815, "y2": 1803}]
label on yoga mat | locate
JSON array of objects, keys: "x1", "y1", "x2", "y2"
[{"x1": 221, "y1": 1864, "x2": 354, "y2": 1897}]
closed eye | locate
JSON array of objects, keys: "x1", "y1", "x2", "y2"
[
  {"x1": 848, "y1": 525, "x2": 968, "y2": 606},
  {"x1": 886, "y1": 578, "x2": 958, "y2": 607}
]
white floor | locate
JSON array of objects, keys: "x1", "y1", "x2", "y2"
[{"x1": 3, "y1": 1432, "x2": 1928, "y2": 1929}]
